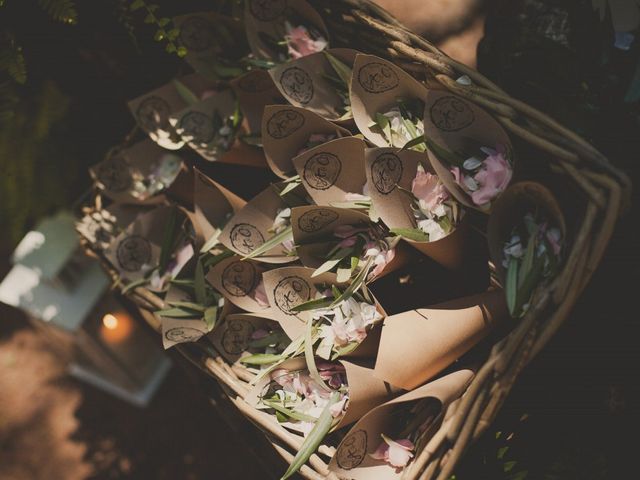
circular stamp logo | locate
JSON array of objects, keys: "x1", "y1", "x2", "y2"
[
  {"x1": 95, "y1": 155, "x2": 132, "y2": 192},
  {"x1": 280, "y1": 67, "x2": 314, "y2": 104},
  {"x1": 178, "y1": 16, "x2": 214, "y2": 52},
  {"x1": 221, "y1": 318, "x2": 255, "y2": 355},
  {"x1": 303, "y1": 152, "x2": 341, "y2": 190},
  {"x1": 136, "y1": 96, "x2": 171, "y2": 132},
  {"x1": 178, "y1": 111, "x2": 215, "y2": 144},
  {"x1": 297, "y1": 209, "x2": 339, "y2": 233},
  {"x1": 266, "y1": 109, "x2": 305, "y2": 139},
  {"x1": 273, "y1": 276, "x2": 311, "y2": 314},
  {"x1": 165, "y1": 326, "x2": 204, "y2": 343},
  {"x1": 429, "y1": 95, "x2": 475, "y2": 132},
  {"x1": 357, "y1": 62, "x2": 399, "y2": 93},
  {"x1": 248, "y1": 0, "x2": 287, "y2": 21},
  {"x1": 116, "y1": 235, "x2": 152, "y2": 272},
  {"x1": 229, "y1": 223, "x2": 265, "y2": 254},
  {"x1": 336, "y1": 430, "x2": 368, "y2": 470},
  {"x1": 221, "y1": 261, "x2": 259, "y2": 297},
  {"x1": 237, "y1": 72, "x2": 274, "y2": 93},
  {"x1": 371, "y1": 152, "x2": 403, "y2": 194}
]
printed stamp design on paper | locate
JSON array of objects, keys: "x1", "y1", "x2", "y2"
[
  {"x1": 280, "y1": 67, "x2": 314, "y2": 104},
  {"x1": 221, "y1": 318, "x2": 256, "y2": 355},
  {"x1": 178, "y1": 16, "x2": 215, "y2": 52},
  {"x1": 95, "y1": 155, "x2": 132, "y2": 192},
  {"x1": 336, "y1": 430, "x2": 368, "y2": 470},
  {"x1": 297, "y1": 209, "x2": 339, "y2": 232},
  {"x1": 229, "y1": 223, "x2": 266, "y2": 254},
  {"x1": 266, "y1": 109, "x2": 305, "y2": 139},
  {"x1": 371, "y1": 152, "x2": 403, "y2": 194},
  {"x1": 273, "y1": 276, "x2": 311, "y2": 315},
  {"x1": 222, "y1": 260, "x2": 259, "y2": 297},
  {"x1": 248, "y1": 0, "x2": 287, "y2": 21},
  {"x1": 116, "y1": 235, "x2": 152, "y2": 272},
  {"x1": 357, "y1": 62, "x2": 399, "y2": 93},
  {"x1": 136, "y1": 96, "x2": 172, "y2": 132},
  {"x1": 303, "y1": 152, "x2": 342, "y2": 190},
  {"x1": 178, "y1": 111, "x2": 216, "y2": 144},
  {"x1": 429, "y1": 95, "x2": 475, "y2": 132},
  {"x1": 165, "y1": 327, "x2": 204, "y2": 343}
]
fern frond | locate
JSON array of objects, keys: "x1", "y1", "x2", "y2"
[{"x1": 38, "y1": 0, "x2": 78, "y2": 25}]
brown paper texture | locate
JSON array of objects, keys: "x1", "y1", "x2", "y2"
[
  {"x1": 230, "y1": 69, "x2": 285, "y2": 134},
  {"x1": 193, "y1": 168, "x2": 246, "y2": 244},
  {"x1": 262, "y1": 104, "x2": 351, "y2": 178},
  {"x1": 103, "y1": 206, "x2": 194, "y2": 291},
  {"x1": 350, "y1": 54, "x2": 429, "y2": 148},
  {"x1": 487, "y1": 181, "x2": 566, "y2": 284},
  {"x1": 244, "y1": 0, "x2": 329, "y2": 61},
  {"x1": 218, "y1": 183, "x2": 300, "y2": 263},
  {"x1": 374, "y1": 290, "x2": 508, "y2": 390},
  {"x1": 292, "y1": 136, "x2": 367, "y2": 206},
  {"x1": 173, "y1": 12, "x2": 246, "y2": 75},
  {"x1": 423, "y1": 90, "x2": 514, "y2": 211},
  {"x1": 160, "y1": 285, "x2": 210, "y2": 349},
  {"x1": 363, "y1": 147, "x2": 468, "y2": 270},
  {"x1": 128, "y1": 73, "x2": 218, "y2": 149},
  {"x1": 268, "y1": 48, "x2": 358, "y2": 122},
  {"x1": 208, "y1": 313, "x2": 282, "y2": 363},
  {"x1": 246, "y1": 356, "x2": 398, "y2": 432},
  {"x1": 329, "y1": 368, "x2": 474, "y2": 478},
  {"x1": 206, "y1": 254, "x2": 273, "y2": 314},
  {"x1": 90, "y1": 140, "x2": 184, "y2": 205}
]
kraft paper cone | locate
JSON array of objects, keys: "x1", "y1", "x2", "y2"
[
  {"x1": 329, "y1": 368, "x2": 474, "y2": 478},
  {"x1": 244, "y1": 0, "x2": 329, "y2": 61},
  {"x1": 261, "y1": 265, "x2": 385, "y2": 358},
  {"x1": 269, "y1": 48, "x2": 358, "y2": 122},
  {"x1": 292, "y1": 136, "x2": 367, "y2": 206},
  {"x1": 192, "y1": 168, "x2": 246, "y2": 245},
  {"x1": 262, "y1": 104, "x2": 351, "y2": 178},
  {"x1": 103, "y1": 206, "x2": 194, "y2": 292},
  {"x1": 231, "y1": 70, "x2": 284, "y2": 135},
  {"x1": 219, "y1": 183, "x2": 302, "y2": 263},
  {"x1": 90, "y1": 140, "x2": 184, "y2": 205},
  {"x1": 487, "y1": 181, "x2": 566, "y2": 285},
  {"x1": 364, "y1": 147, "x2": 467, "y2": 270},
  {"x1": 374, "y1": 290, "x2": 508, "y2": 390},
  {"x1": 291, "y1": 206, "x2": 408, "y2": 281},
  {"x1": 246, "y1": 357, "x2": 398, "y2": 432},
  {"x1": 423, "y1": 90, "x2": 514, "y2": 212},
  {"x1": 350, "y1": 54, "x2": 429, "y2": 148},
  {"x1": 173, "y1": 12, "x2": 246, "y2": 76},
  {"x1": 206, "y1": 254, "x2": 272, "y2": 314},
  {"x1": 76, "y1": 203, "x2": 154, "y2": 251},
  {"x1": 128, "y1": 73, "x2": 218, "y2": 150},
  {"x1": 208, "y1": 313, "x2": 283, "y2": 363}
]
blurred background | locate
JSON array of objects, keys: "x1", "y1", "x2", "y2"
[{"x1": 1, "y1": 0, "x2": 639, "y2": 478}]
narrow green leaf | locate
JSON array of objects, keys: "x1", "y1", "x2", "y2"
[
  {"x1": 121, "y1": 277, "x2": 149, "y2": 295},
  {"x1": 167, "y1": 301, "x2": 205, "y2": 312},
  {"x1": 200, "y1": 228, "x2": 222, "y2": 253},
  {"x1": 401, "y1": 135, "x2": 427, "y2": 151},
  {"x1": 424, "y1": 137, "x2": 466, "y2": 167},
  {"x1": 305, "y1": 320, "x2": 329, "y2": 391},
  {"x1": 390, "y1": 227, "x2": 429, "y2": 242},
  {"x1": 173, "y1": 78, "x2": 199, "y2": 106},
  {"x1": 330, "y1": 256, "x2": 372, "y2": 307},
  {"x1": 262, "y1": 399, "x2": 318, "y2": 423},
  {"x1": 204, "y1": 306, "x2": 218, "y2": 330},
  {"x1": 290, "y1": 296, "x2": 333, "y2": 312},
  {"x1": 242, "y1": 225, "x2": 293, "y2": 260},
  {"x1": 203, "y1": 248, "x2": 234, "y2": 268},
  {"x1": 506, "y1": 257, "x2": 519, "y2": 316},
  {"x1": 280, "y1": 392, "x2": 340, "y2": 479},
  {"x1": 323, "y1": 51, "x2": 352, "y2": 86},
  {"x1": 194, "y1": 259, "x2": 206, "y2": 304},
  {"x1": 155, "y1": 307, "x2": 202, "y2": 319},
  {"x1": 240, "y1": 353, "x2": 284, "y2": 366},
  {"x1": 519, "y1": 231, "x2": 537, "y2": 288}
]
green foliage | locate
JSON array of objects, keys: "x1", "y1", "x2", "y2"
[
  {"x1": 128, "y1": 0, "x2": 186, "y2": 57},
  {"x1": 37, "y1": 0, "x2": 78, "y2": 25},
  {"x1": 115, "y1": 0, "x2": 140, "y2": 52},
  {"x1": 0, "y1": 32, "x2": 26, "y2": 84}
]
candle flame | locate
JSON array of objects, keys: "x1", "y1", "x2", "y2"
[{"x1": 102, "y1": 313, "x2": 119, "y2": 330}]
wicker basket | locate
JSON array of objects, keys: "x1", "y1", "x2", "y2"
[{"x1": 80, "y1": 1, "x2": 630, "y2": 479}]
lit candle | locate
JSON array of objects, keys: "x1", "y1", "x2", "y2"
[{"x1": 100, "y1": 311, "x2": 133, "y2": 343}]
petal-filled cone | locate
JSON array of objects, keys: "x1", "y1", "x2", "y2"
[{"x1": 374, "y1": 290, "x2": 507, "y2": 390}]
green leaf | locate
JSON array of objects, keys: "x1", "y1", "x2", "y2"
[
  {"x1": 240, "y1": 353, "x2": 284, "y2": 366},
  {"x1": 262, "y1": 399, "x2": 318, "y2": 423},
  {"x1": 241, "y1": 225, "x2": 293, "y2": 260},
  {"x1": 158, "y1": 17, "x2": 169, "y2": 27},
  {"x1": 323, "y1": 51, "x2": 352, "y2": 86},
  {"x1": 304, "y1": 319, "x2": 329, "y2": 391},
  {"x1": 290, "y1": 297, "x2": 333, "y2": 312},
  {"x1": 200, "y1": 228, "x2": 222, "y2": 253},
  {"x1": 401, "y1": 135, "x2": 427, "y2": 151},
  {"x1": 172, "y1": 78, "x2": 199, "y2": 106},
  {"x1": 390, "y1": 227, "x2": 429, "y2": 242},
  {"x1": 330, "y1": 256, "x2": 372, "y2": 307},
  {"x1": 513, "y1": 254, "x2": 545, "y2": 317},
  {"x1": 424, "y1": 137, "x2": 465, "y2": 167},
  {"x1": 249, "y1": 331, "x2": 287, "y2": 348},
  {"x1": 203, "y1": 248, "x2": 234, "y2": 268},
  {"x1": 278, "y1": 177, "x2": 301, "y2": 196},
  {"x1": 506, "y1": 257, "x2": 519, "y2": 316},
  {"x1": 280, "y1": 392, "x2": 340, "y2": 479},
  {"x1": 519, "y1": 230, "x2": 537, "y2": 288},
  {"x1": 204, "y1": 306, "x2": 218, "y2": 330},
  {"x1": 167, "y1": 301, "x2": 205, "y2": 312},
  {"x1": 130, "y1": 0, "x2": 145, "y2": 11},
  {"x1": 176, "y1": 46, "x2": 188, "y2": 58},
  {"x1": 194, "y1": 259, "x2": 206, "y2": 305},
  {"x1": 155, "y1": 307, "x2": 201, "y2": 319},
  {"x1": 121, "y1": 277, "x2": 149, "y2": 295},
  {"x1": 374, "y1": 112, "x2": 392, "y2": 146}
]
